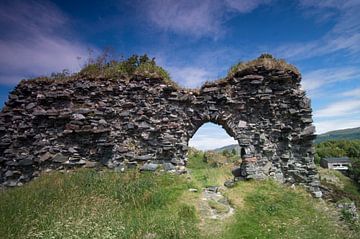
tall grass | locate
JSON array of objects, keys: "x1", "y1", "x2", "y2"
[
  {"x1": 0, "y1": 169, "x2": 199, "y2": 239},
  {"x1": 0, "y1": 156, "x2": 358, "y2": 238}
]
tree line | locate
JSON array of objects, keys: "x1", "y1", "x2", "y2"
[{"x1": 315, "y1": 140, "x2": 360, "y2": 184}]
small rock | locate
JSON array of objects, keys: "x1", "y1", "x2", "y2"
[
  {"x1": 143, "y1": 233, "x2": 157, "y2": 239},
  {"x1": 206, "y1": 186, "x2": 219, "y2": 193},
  {"x1": 127, "y1": 162, "x2": 138, "y2": 168},
  {"x1": 52, "y1": 153, "x2": 68, "y2": 163},
  {"x1": 114, "y1": 165, "x2": 126, "y2": 173},
  {"x1": 84, "y1": 161, "x2": 97, "y2": 168},
  {"x1": 99, "y1": 119, "x2": 107, "y2": 125},
  {"x1": 4, "y1": 170, "x2": 14, "y2": 177},
  {"x1": 63, "y1": 159, "x2": 86, "y2": 166},
  {"x1": 312, "y1": 191, "x2": 322, "y2": 198},
  {"x1": 36, "y1": 94, "x2": 45, "y2": 99},
  {"x1": 175, "y1": 166, "x2": 187, "y2": 174},
  {"x1": 135, "y1": 154, "x2": 154, "y2": 161},
  {"x1": 72, "y1": 113, "x2": 86, "y2": 120},
  {"x1": 188, "y1": 188, "x2": 198, "y2": 192},
  {"x1": 231, "y1": 167, "x2": 242, "y2": 177},
  {"x1": 39, "y1": 152, "x2": 53, "y2": 162},
  {"x1": 140, "y1": 163, "x2": 159, "y2": 172},
  {"x1": 224, "y1": 179, "x2": 235, "y2": 188},
  {"x1": 18, "y1": 158, "x2": 33, "y2": 166},
  {"x1": 68, "y1": 147, "x2": 77, "y2": 153},
  {"x1": 163, "y1": 162, "x2": 176, "y2": 171},
  {"x1": 5, "y1": 180, "x2": 18, "y2": 187},
  {"x1": 25, "y1": 103, "x2": 36, "y2": 110}
]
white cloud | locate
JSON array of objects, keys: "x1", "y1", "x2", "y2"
[
  {"x1": 0, "y1": 0, "x2": 92, "y2": 85},
  {"x1": 137, "y1": 0, "x2": 271, "y2": 37},
  {"x1": 224, "y1": 0, "x2": 271, "y2": 13},
  {"x1": 299, "y1": 0, "x2": 359, "y2": 10},
  {"x1": 0, "y1": 37, "x2": 89, "y2": 84},
  {"x1": 189, "y1": 136, "x2": 238, "y2": 150},
  {"x1": 315, "y1": 118, "x2": 360, "y2": 134},
  {"x1": 277, "y1": 0, "x2": 360, "y2": 59},
  {"x1": 141, "y1": 0, "x2": 223, "y2": 37},
  {"x1": 314, "y1": 99, "x2": 360, "y2": 118},
  {"x1": 301, "y1": 67, "x2": 360, "y2": 92},
  {"x1": 342, "y1": 88, "x2": 360, "y2": 97},
  {"x1": 188, "y1": 122, "x2": 238, "y2": 150},
  {"x1": 152, "y1": 46, "x2": 248, "y2": 88},
  {"x1": 0, "y1": 0, "x2": 66, "y2": 35},
  {"x1": 168, "y1": 67, "x2": 214, "y2": 88}
]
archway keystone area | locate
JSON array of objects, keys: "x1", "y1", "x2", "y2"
[{"x1": 0, "y1": 55, "x2": 321, "y2": 196}]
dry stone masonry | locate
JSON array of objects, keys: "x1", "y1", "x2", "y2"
[{"x1": 0, "y1": 56, "x2": 322, "y2": 196}]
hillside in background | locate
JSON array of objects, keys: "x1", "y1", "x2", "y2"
[
  {"x1": 315, "y1": 127, "x2": 360, "y2": 144},
  {"x1": 211, "y1": 127, "x2": 360, "y2": 151},
  {"x1": 212, "y1": 144, "x2": 240, "y2": 154}
]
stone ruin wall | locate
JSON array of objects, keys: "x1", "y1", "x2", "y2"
[{"x1": 0, "y1": 58, "x2": 322, "y2": 196}]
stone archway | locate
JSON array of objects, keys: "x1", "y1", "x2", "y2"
[{"x1": 0, "y1": 55, "x2": 321, "y2": 196}]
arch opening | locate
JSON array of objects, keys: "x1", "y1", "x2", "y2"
[
  {"x1": 188, "y1": 122, "x2": 238, "y2": 151},
  {"x1": 186, "y1": 122, "x2": 250, "y2": 181}
]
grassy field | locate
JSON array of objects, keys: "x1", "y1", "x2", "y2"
[{"x1": 0, "y1": 151, "x2": 359, "y2": 238}]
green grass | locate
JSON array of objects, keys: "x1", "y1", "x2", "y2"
[
  {"x1": 223, "y1": 180, "x2": 355, "y2": 239},
  {"x1": 186, "y1": 150, "x2": 234, "y2": 188},
  {"x1": 78, "y1": 54, "x2": 178, "y2": 88},
  {"x1": 0, "y1": 169, "x2": 199, "y2": 239},
  {"x1": 319, "y1": 168, "x2": 360, "y2": 208},
  {"x1": 1, "y1": 155, "x2": 359, "y2": 238}
]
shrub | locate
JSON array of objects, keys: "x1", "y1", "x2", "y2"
[
  {"x1": 77, "y1": 51, "x2": 177, "y2": 87},
  {"x1": 225, "y1": 53, "x2": 299, "y2": 80}
]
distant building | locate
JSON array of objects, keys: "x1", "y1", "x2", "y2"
[{"x1": 320, "y1": 157, "x2": 352, "y2": 171}]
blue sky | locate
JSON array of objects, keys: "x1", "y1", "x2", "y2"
[{"x1": 0, "y1": 0, "x2": 360, "y2": 150}]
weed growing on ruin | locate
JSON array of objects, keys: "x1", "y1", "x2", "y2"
[
  {"x1": 79, "y1": 52, "x2": 177, "y2": 88},
  {"x1": 226, "y1": 54, "x2": 300, "y2": 79}
]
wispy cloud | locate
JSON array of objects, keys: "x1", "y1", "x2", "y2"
[
  {"x1": 315, "y1": 117, "x2": 360, "y2": 134},
  {"x1": 153, "y1": 46, "x2": 247, "y2": 88},
  {"x1": 342, "y1": 88, "x2": 360, "y2": 98},
  {"x1": 314, "y1": 99, "x2": 360, "y2": 118},
  {"x1": 0, "y1": 0, "x2": 91, "y2": 85},
  {"x1": 137, "y1": 0, "x2": 271, "y2": 38},
  {"x1": 224, "y1": 0, "x2": 271, "y2": 13},
  {"x1": 189, "y1": 122, "x2": 238, "y2": 150},
  {"x1": 301, "y1": 67, "x2": 360, "y2": 92},
  {"x1": 168, "y1": 67, "x2": 214, "y2": 88},
  {"x1": 189, "y1": 136, "x2": 238, "y2": 150},
  {"x1": 277, "y1": 0, "x2": 360, "y2": 59}
]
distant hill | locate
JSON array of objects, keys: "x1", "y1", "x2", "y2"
[
  {"x1": 212, "y1": 127, "x2": 360, "y2": 150},
  {"x1": 315, "y1": 127, "x2": 360, "y2": 144},
  {"x1": 212, "y1": 144, "x2": 241, "y2": 154}
]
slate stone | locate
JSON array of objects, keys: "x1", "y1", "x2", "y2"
[
  {"x1": 72, "y1": 113, "x2": 86, "y2": 120},
  {"x1": 39, "y1": 152, "x2": 53, "y2": 162},
  {"x1": 18, "y1": 158, "x2": 33, "y2": 166},
  {"x1": 231, "y1": 167, "x2": 242, "y2": 178},
  {"x1": 140, "y1": 163, "x2": 159, "y2": 172},
  {"x1": 135, "y1": 154, "x2": 154, "y2": 161},
  {"x1": 52, "y1": 153, "x2": 68, "y2": 163},
  {"x1": 224, "y1": 179, "x2": 235, "y2": 188},
  {"x1": 4, "y1": 170, "x2": 14, "y2": 177},
  {"x1": 25, "y1": 103, "x2": 36, "y2": 110},
  {"x1": 127, "y1": 162, "x2": 138, "y2": 168},
  {"x1": 0, "y1": 56, "x2": 321, "y2": 197},
  {"x1": 163, "y1": 162, "x2": 176, "y2": 171}
]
